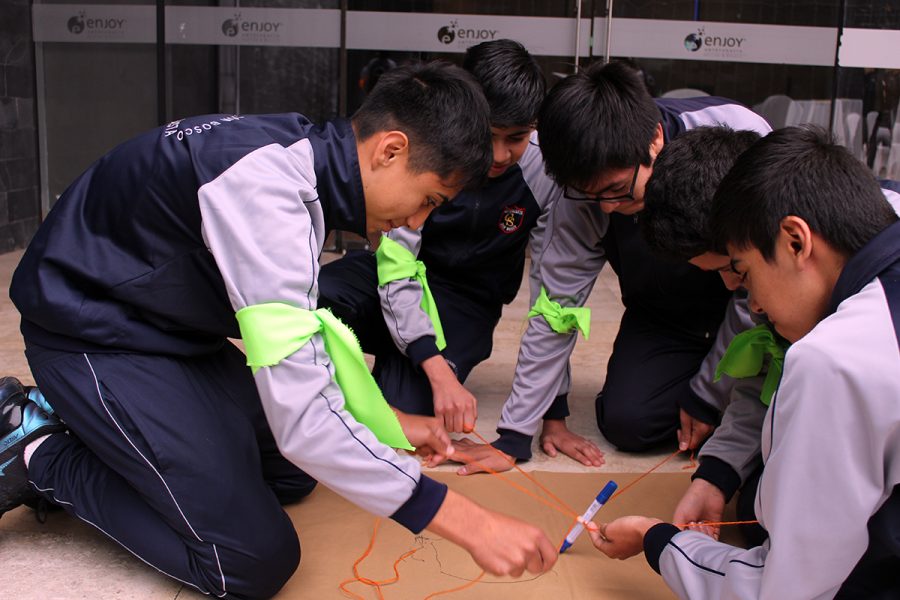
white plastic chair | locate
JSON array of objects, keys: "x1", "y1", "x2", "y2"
[
  {"x1": 887, "y1": 143, "x2": 900, "y2": 180},
  {"x1": 753, "y1": 95, "x2": 794, "y2": 129},
  {"x1": 866, "y1": 111, "x2": 879, "y2": 139},
  {"x1": 845, "y1": 112, "x2": 864, "y2": 161},
  {"x1": 873, "y1": 141, "x2": 891, "y2": 178}
]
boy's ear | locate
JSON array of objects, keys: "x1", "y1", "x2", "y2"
[
  {"x1": 779, "y1": 215, "x2": 814, "y2": 265},
  {"x1": 649, "y1": 123, "x2": 665, "y2": 158},
  {"x1": 371, "y1": 131, "x2": 409, "y2": 168}
]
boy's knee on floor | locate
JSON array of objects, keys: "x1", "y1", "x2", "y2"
[
  {"x1": 597, "y1": 408, "x2": 659, "y2": 453},
  {"x1": 228, "y1": 521, "x2": 301, "y2": 599}
]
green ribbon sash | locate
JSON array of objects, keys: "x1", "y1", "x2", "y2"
[
  {"x1": 236, "y1": 302, "x2": 414, "y2": 451},
  {"x1": 375, "y1": 236, "x2": 447, "y2": 350},
  {"x1": 715, "y1": 324, "x2": 787, "y2": 406},
  {"x1": 527, "y1": 286, "x2": 592, "y2": 339}
]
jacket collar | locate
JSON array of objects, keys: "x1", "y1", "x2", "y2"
[
  {"x1": 308, "y1": 118, "x2": 367, "y2": 238},
  {"x1": 827, "y1": 219, "x2": 900, "y2": 316}
]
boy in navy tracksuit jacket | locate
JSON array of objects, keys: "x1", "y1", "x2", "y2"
[
  {"x1": 0, "y1": 62, "x2": 556, "y2": 599},
  {"x1": 457, "y1": 61, "x2": 771, "y2": 474},
  {"x1": 318, "y1": 41, "x2": 607, "y2": 469},
  {"x1": 592, "y1": 126, "x2": 900, "y2": 599}
]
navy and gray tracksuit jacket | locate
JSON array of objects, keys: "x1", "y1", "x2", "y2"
[
  {"x1": 645, "y1": 210, "x2": 900, "y2": 599},
  {"x1": 694, "y1": 184, "x2": 900, "y2": 502},
  {"x1": 495, "y1": 97, "x2": 773, "y2": 459},
  {"x1": 378, "y1": 132, "x2": 559, "y2": 366},
  {"x1": 10, "y1": 113, "x2": 446, "y2": 532}
]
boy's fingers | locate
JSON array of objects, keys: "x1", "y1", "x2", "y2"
[
  {"x1": 464, "y1": 407, "x2": 476, "y2": 433},
  {"x1": 678, "y1": 410, "x2": 691, "y2": 451},
  {"x1": 542, "y1": 440, "x2": 559, "y2": 457},
  {"x1": 457, "y1": 462, "x2": 484, "y2": 476}
]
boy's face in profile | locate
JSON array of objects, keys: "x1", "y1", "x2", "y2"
[
  {"x1": 726, "y1": 221, "x2": 829, "y2": 343},
  {"x1": 358, "y1": 129, "x2": 461, "y2": 234},
  {"x1": 489, "y1": 125, "x2": 534, "y2": 178},
  {"x1": 364, "y1": 164, "x2": 457, "y2": 234}
]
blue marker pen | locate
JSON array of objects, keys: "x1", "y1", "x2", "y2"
[{"x1": 559, "y1": 480, "x2": 618, "y2": 553}]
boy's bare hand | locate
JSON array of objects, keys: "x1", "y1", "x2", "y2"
[
  {"x1": 428, "y1": 490, "x2": 558, "y2": 577},
  {"x1": 394, "y1": 410, "x2": 454, "y2": 467},
  {"x1": 587, "y1": 516, "x2": 662, "y2": 560},
  {"x1": 678, "y1": 408, "x2": 715, "y2": 451},
  {"x1": 540, "y1": 419, "x2": 605, "y2": 467},
  {"x1": 673, "y1": 479, "x2": 724, "y2": 540},
  {"x1": 422, "y1": 355, "x2": 478, "y2": 433}
]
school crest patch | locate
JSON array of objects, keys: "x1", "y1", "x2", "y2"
[{"x1": 498, "y1": 205, "x2": 525, "y2": 234}]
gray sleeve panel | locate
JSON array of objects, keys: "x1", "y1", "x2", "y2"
[
  {"x1": 697, "y1": 376, "x2": 766, "y2": 485},
  {"x1": 688, "y1": 293, "x2": 762, "y2": 413},
  {"x1": 498, "y1": 197, "x2": 609, "y2": 436},
  {"x1": 198, "y1": 140, "x2": 423, "y2": 518},
  {"x1": 659, "y1": 531, "x2": 769, "y2": 599},
  {"x1": 519, "y1": 132, "x2": 565, "y2": 305},
  {"x1": 665, "y1": 279, "x2": 900, "y2": 599},
  {"x1": 378, "y1": 227, "x2": 434, "y2": 357}
]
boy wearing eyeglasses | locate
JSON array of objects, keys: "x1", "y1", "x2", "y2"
[{"x1": 455, "y1": 61, "x2": 770, "y2": 474}]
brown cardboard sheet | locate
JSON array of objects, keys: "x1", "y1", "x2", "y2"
[{"x1": 277, "y1": 470, "x2": 732, "y2": 600}]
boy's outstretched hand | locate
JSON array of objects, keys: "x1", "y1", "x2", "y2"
[
  {"x1": 421, "y1": 355, "x2": 478, "y2": 434},
  {"x1": 394, "y1": 409, "x2": 454, "y2": 468},
  {"x1": 587, "y1": 516, "x2": 663, "y2": 560},
  {"x1": 428, "y1": 490, "x2": 558, "y2": 577}
]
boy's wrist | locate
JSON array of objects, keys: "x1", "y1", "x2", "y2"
[{"x1": 421, "y1": 355, "x2": 457, "y2": 386}]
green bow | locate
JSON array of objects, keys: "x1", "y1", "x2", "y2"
[
  {"x1": 715, "y1": 324, "x2": 787, "y2": 406},
  {"x1": 527, "y1": 286, "x2": 591, "y2": 339},
  {"x1": 236, "y1": 302, "x2": 413, "y2": 451},
  {"x1": 375, "y1": 236, "x2": 447, "y2": 350}
]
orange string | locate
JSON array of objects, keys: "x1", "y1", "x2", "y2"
[
  {"x1": 673, "y1": 519, "x2": 760, "y2": 528},
  {"x1": 452, "y1": 433, "x2": 580, "y2": 520},
  {"x1": 341, "y1": 437, "x2": 737, "y2": 599},
  {"x1": 608, "y1": 449, "x2": 682, "y2": 502}
]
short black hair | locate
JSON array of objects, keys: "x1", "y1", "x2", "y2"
[
  {"x1": 641, "y1": 127, "x2": 762, "y2": 261},
  {"x1": 352, "y1": 60, "x2": 492, "y2": 190},
  {"x1": 463, "y1": 39, "x2": 545, "y2": 128},
  {"x1": 710, "y1": 126, "x2": 898, "y2": 261},
  {"x1": 537, "y1": 60, "x2": 661, "y2": 189}
]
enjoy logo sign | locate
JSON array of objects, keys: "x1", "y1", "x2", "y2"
[
  {"x1": 221, "y1": 12, "x2": 284, "y2": 41},
  {"x1": 684, "y1": 27, "x2": 746, "y2": 58},
  {"x1": 67, "y1": 10, "x2": 127, "y2": 36},
  {"x1": 436, "y1": 20, "x2": 498, "y2": 48}
]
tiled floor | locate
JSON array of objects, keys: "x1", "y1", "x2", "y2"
[{"x1": 0, "y1": 249, "x2": 688, "y2": 598}]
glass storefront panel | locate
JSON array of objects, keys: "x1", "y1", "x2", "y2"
[{"x1": 31, "y1": 0, "x2": 900, "y2": 215}]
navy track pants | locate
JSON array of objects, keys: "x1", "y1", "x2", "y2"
[{"x1": 24, "y1": 341, "x2": 316, "y2": 600}]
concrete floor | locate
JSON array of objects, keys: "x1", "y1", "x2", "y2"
[{"x1": 0, "y1": 248, "x2": 690, "y2": 599}]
